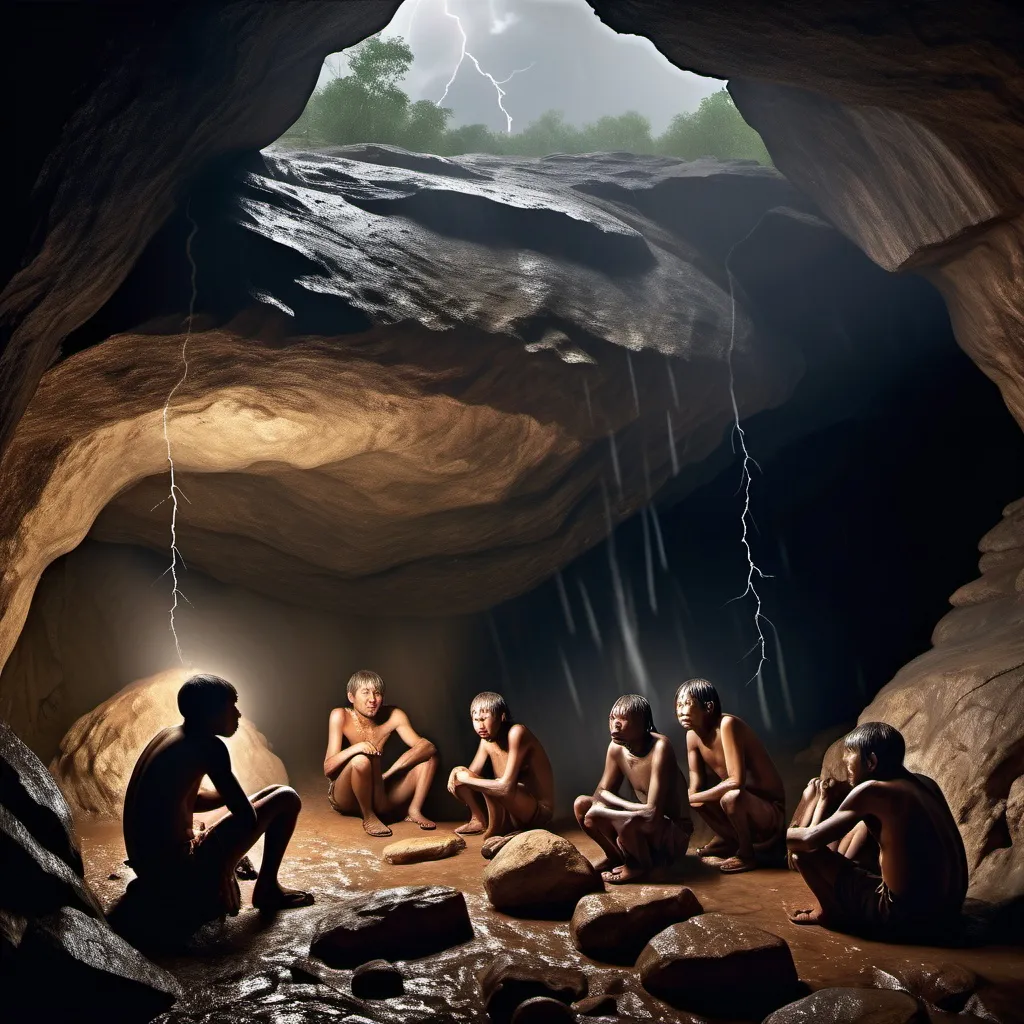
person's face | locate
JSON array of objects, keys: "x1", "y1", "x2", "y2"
[
  {"x1": 843, "y1": 747, "x2": 876, "y2": 786},
  {"x1": 351, "y1": 683, "x2": 383, "y2": 718},
  {"x1": 609, "y1": 707, "x2": 645, "y2": 746},
  {"x1": 472, "y1": 704, "x2": 502, "y2": 740},
  {"x1": 212, "y1": 698, "x2": 241, "y2": 738},
  {"x1": 675, "y1": 690, "x2": 710, "y2": 731}
]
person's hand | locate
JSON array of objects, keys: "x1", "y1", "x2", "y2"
[
  {"x1": 786, "y1": 826, "x2": 810, "y2": 852},
  {"x1": 447, "y1": 766, "x2": 468, "y2": 796},
  {"x1": 354, "y1": 741, "x2": 381, "y2": 757},
  {"x1": 688, "y1": 793, "x2": 705, "y2": 808}
]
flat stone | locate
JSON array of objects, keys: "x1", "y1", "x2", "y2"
[
  {"x1": 479, "y1": 953, "x2": 587, "y2": 1024},
  {"x1": 482, "y1": 829, "x2": 602, "y2": 917},
  {"x1": 381, "y1": 834, "x2": 466, "y2": 865},
  {"x1": 872, "y1": 960, "x2": 978, "y2": 1011},
  {"x1": 574, "y1": 993, "x2": 619, "y2": 1016},
  {"x1": 570, "y1": 885, "x2": 703, "y2": 965},
  {"x1": 637, "y1": 912, "x2": 801, "y2": 1019},
  {"x1": 310, "y1": 885, "x2": 473, "y2": 969},
  {"x1": 764, "y1": 987, "x2": 928, "y2": 1023},
  {"x1": 351, "y1": 959, "x2": 404, "y2": 999},
  {"x1": 511, "y1": 997, "x2": 576, "y2": 1023}
]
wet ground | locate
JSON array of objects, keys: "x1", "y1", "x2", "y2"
[{"x1": 79, "y1": 782, "x2": 1024, "y2": 1023}]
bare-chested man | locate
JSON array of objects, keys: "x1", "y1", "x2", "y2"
[
  {"x1": 447, "y1": 691, "x2": 555, "y2": 859},
  {"x1": 122, "y1": 674, "x2": 312, "y2": 929},
  {"x1": 324, "y1": 670, "x2": 438, "y2": 837},
  {"x1": 787, "y1": 722, "x2": 968, "y2": 940},
  {"x1": 787, "y1": 774, "x2": 877, "y2": 872},
  {"x1": 676, "y1": 677, "x2": 786, "y2": 874},
  {"x1": 574, "y1": 694, "x2": 693, "y2": 884}
]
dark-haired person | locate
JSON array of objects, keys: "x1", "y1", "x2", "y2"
[
  {"x1": 786, "y1": 722, "x2": 968, "y2": 940},
  {"x1": 447, "y1": 691, "x2": 555, "y2": 859},
  {"x1": 574, "y1": 694, "x2": 693, "y2": 884},
  {"x1": 122, "y1": 673, "x2": 313, "y2": 926},
  {"x1": 676, "y1": 677, "x2": 786, "y2": 873},
  {"x1": 324, "y1": 669, "x2": 439, "y2": 837}
]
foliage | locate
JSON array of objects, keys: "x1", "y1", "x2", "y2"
[{"x1": 285, "y1": 36, "x2": 770, "y2": 164}]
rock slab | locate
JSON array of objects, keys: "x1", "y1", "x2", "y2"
[
  {"x1": 482, "y1": 829, "x2": 602, "y2": 917},
  {"x1": 872, "y1": 960, "x2": 978, "y2": 1012},
  {"x1": 478, "y1": 954, "x2": 587, "y2": 1024},
  {"x1": 381, "y1": 834, "x2": 465, "y2": 865},
  {"x1": 570, "y1": 885, "x2": 703, "y2": 965},
  {"x1": 310, "y1": 885, "x2": 473, "y2": 968},
  {"x1": 351, "y1": 959, "x2": 405, "y2": 999},
  {"x1": 764, "y1": 986, "x2": 927, "y2": 1023},
  {"x1": 636, "y1": 912, "x2": 801, "y2": 1019}
]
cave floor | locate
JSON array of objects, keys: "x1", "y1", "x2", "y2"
[{"x1": 78, "y1": 781, "x2": 1024, "y2": 1023}]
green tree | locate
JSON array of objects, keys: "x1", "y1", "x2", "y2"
[
  {"x1": 443, "y1": 122, "x2": 502, "y2": 155},
  {"x1": 579, "y1": 111, "x2": 655, "y2": 154},
  {"x1": 403, "y1": 99, "x2": 455, "y2": 154},
  {"x1": 658, "y1": 89, "x2": 771, "y2": 163}
]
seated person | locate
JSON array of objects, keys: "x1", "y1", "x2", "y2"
[
  {"x1": 122, "y1": 673, "x2": 312, "y2": 929},
  {"x1": 574, "y1": 694, "x2": 693, "y2": 884},
  {"x1": 324, "y1": 669, "x2": 439, "y2": 837},
  {"x1": 788, "y1": 773, "x2": 878, "y2": 872},
  {"x1": 786, "y1": 722, "x2": 968, "y2": 940},
  {"x1": 448, "y1": 691, "x2": 555, "y2": 859},
  {"x1": 676, "y1": 677, "x2": 786, "y2": 873}
]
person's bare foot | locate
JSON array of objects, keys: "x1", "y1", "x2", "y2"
[
  {"x1": 696, "y1": 837, "x2": 736, "y2": 859},
  {"x1": 788, "y1": 906, "x2": 827, "y2": 926},
  {"x1": 404, "y1": 811, "x2": 436, "y2": 830},
  {"x1": 455, "y1": 818, "x2": 486, "y2": 835},
  {"x1": 591, "y1": 854, "x2": 624, "y2": 873},
  {"x1": 481, "y1": 834, "x2": 515, "y2": 859},
  {"x1": 719, "y1": 854, "x2": 758, "y2": 874},
  {"x1": 362, "y1": 816, "x2": 393, "y2": 838},
  {"x1": 603, "y1": 863, "x2": 647, "y2": 884},
  {"x1": 253, "y1": 882, "x2": 315, "y2": 912}
]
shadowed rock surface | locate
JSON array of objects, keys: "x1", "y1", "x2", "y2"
[
  {"x1": 763, "y1": 986, "x2": 928, "y2": 1024},
  {"x1": 871, "y1": 960, "x2": 979, "y2": 1013},
  {"x1": 479, "y1": 953, "x2": 587, "y2": 1024},
  {"x1": 50, "y1": 669, "x2": 288, "y2": 819}
]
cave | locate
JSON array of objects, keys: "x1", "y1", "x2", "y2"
[{"x1": 3, "y1": 2, "x2": 1024, "y2": 1022}]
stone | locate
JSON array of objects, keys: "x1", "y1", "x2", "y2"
[
  {"x1": 871, "y1": 960, "x2": 978, "y2": 1012},
  {"x1": 763, "y1": 987, "x2": 927, "y2": 1023},
  {"x1": 482, "y1": 829, "x2": 602, "y2": 917},
  {"x1": 479, "y1": 953, "x2": 587, "y2": 1024},
  {"x1": 3, "y1": 905, "x2": 182, "y2": 1022},
  {"x1": 511, "y1": 997, "x2": 576, "y2": 1024},
  {"x1": 570, "y1": 885, "x2": 703, "y2": 965},
  {"x1": 49, "y1": 669, "x2": 288, "y2": 818},
  {"x1": 573, "y1": 993, "x2": 618, "y2": 1017},
  {"x1": 964, "y1": 981, "x2": 1024, "y2": 1024},
  {"x1": 310, "y1": 885, "x2": 473, "y2": 969},
  {"x1": 636, "y1": 912, "x2": 801, "y2": 1019},
  {"x1": 351, "y1": 960, "x2": 404, "y2": 1000},
  {"x1": 381, "y1": 834, "x2": 466, "y2": 865}
]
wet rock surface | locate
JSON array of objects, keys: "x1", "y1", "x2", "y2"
[
  {"x1": 511, "y1": 996, "x2": 577, "y2": 1023},
  {"x1": 764, "y1": 986, "x2": 927, "y2": 1023},
  {"x1": 350, "y1": 959, "x2": 404, "y2": 999},
  {"x1": 482, "y1": 829, "x2": 603, "y2": 917},
  {"x1": 636, "y1": 912, "x2": 803, "y2": 1018},
  {"x1": 310, "y1": 884, "x2": 473, "y2": 969},
  {"x1": 872, "y1": 960, "x2": 979, "y2": 1012},
  {"x1": 570, "y1": 885, "x2": 703, "y2": 964},
  {"x1": 381, "y1": 834, "x2": 465, "y2": 865},
  {"x1": 479, "y1": 952, "x2": 587, "y2": 1024},
  {"x1": 50, "y1": 669, "x2": 287, "y2": 819}
]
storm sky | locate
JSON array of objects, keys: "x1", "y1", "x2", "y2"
[{"x1": 316, "y1": 0, "x2": 723, "y2": 135}]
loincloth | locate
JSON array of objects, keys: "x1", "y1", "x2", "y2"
[
  {"x1": 748, "y1": 791, "x2": 786, "y2": 847},
  {"x1": 512, "y1": 797, "x2": 554, "y2": 831},
  {"x1": 327, "y1": 777, "x2": 344, "y2": 813},
  {"x1": 650, "y1": 815, "x2": 694, "y2": 866}
]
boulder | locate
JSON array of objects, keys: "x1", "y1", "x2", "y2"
[
  {"x1": 382, "y1": 834, "x2": 466, "y2": 865},
  {"x1": 570, "y1": 885, "x2": 703, "y2": 964},
  {"x1": 479, "y1": 953, "x2": 587, "y2": 1024},
  {"x1": 764, "y1": 987, "x2": 927, "y2": 1023},
  {"x1": 636, "y1": 912, "x2": 801, "y2": 1018},
  {"x1": 310, "y1": 885, "x2": 473, "y2": 968},
  {"x1": 482, "y1": 830, "x2": 602, "y2": 917},
  {"x1": 511, "y1": 998, "x2": 576, "y2": 1024},
  {"x1": 50, "y1": 669, "x2": 288, "y2": 818},
  {"x1": 351, "y1": 960, "x2": 405, "y2": 1000},
  {"x1": 872, "y1": 960, "x2": 978, "y2": 1012},
  {"x1": 573, "y1": 993, "x2": 618, "y2": 1017}
]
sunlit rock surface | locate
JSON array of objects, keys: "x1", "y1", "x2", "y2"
[
  {"x1": 50, "y1": 669, "x2": 287, "y2": 819},
  {"x1": 859, "y1": 497, "x2": 1024, "y2": 905}
]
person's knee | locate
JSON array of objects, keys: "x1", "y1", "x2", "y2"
[
  {"x1": 420, "y1": 739, "x2": 438, "y2": 761},
  {"x1": 272, "y1": 785, "x2": 301, "y2": 813},
  {"x1": 350, "y1": 753, "x2": 373, "y2": 775},
  {"x1": 721, "y1": 789, "x2": 742, "y2": 814},
  {"x1": 574, "y1": 795, "x2": 593, "y2": 822}
]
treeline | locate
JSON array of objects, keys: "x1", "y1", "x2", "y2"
[{"x1": 285, "y1": 37, "x2": 771, "y2": 164}]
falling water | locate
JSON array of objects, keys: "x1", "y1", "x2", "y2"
[
  {"x1": 648, "y1": 505, "x2": 668, "y2": 571},
  {"x1": 666, "y1": 410, "x2": 679, "y2": 475},
  {"x1": 770, "y1": 619, "x2": 796, "y2": 725},
  {"x1": 755, "y1": 666, "x2": 774, "y2": 731},
  {"x1": 665, "y1": 354, "x2": 680, "y2": 408},
  {"x1": 583, "y1": 376, "x2": 594, "y2": 425},
  {"x1": 626, "y1": 351, "x2": 640, "y2": 417},
  {"x1": 608, "y1": 431, "x2": 622, "y2": 497},
  {"x1": 486, "y1": 611, "x2": 512, "y2": 690},
  {"x1": 642, "y1": 507, "x2": 658, "y2": 614},
  {"x1": 577, "y1": 579, "x2": 603, "y2": 651},
  {"x1": 558, "y1": 647, "x2": 584, "y2": 720},
  {"x1": 555, "y1": 571, "x2": 576, "y2": 635}
]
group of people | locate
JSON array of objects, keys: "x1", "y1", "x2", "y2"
[{"x1": 122, "y1": 669, "x2": 968, "y2": 944}]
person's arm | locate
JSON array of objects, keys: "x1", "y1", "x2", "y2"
[
  {"x1": 382, "y1": 710, "x2": 437, "y2": 781},
  {"x1": 194, "y1": 778, "x2": 225, "y2": 812},
  {"x1": 689, "y1": 718, "x2": 744, "y2": 806},
  {"x1": 323, "y1": 708, "x2": 379, "y2": 780},
  {"x1": 455, "y1": 726, "x2": 529, "y2": 797},
  {"x1": 204, "y1": 739, "x2": 257, "y2": 833},
  {"x1": 787, "y1": 784, "x2": 870, "y2": 852},
  {"x1": 590, "y1": 745, "x2": 625, "y2": 804},
  {"x1": 448, "y1": 740, "x2": 489, "y2": 795},
  {"x1": 686, "y1": 732, "x2": 704, "y2": 800},
  {"x1": 600, "y1": 739, "x2": 673, "y2": 818}
]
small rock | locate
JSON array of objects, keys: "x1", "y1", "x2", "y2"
[
  {"x1": 872, "y1": 960, "x2": 978, "y2": 1012},
  {"x1": 570, "y1": 885, "x2": 703, "y2": 964},
  {"x1": 637, "y1": 912, "x2": 802, "y2": 1019},
  {"x1": 382, "y1": 834, "x2": 466, "y2": 865},
  {"x1": 511, "y1": 996, "x2": 576, "y2": 1023},
  {"x1": 482, "y1": 830, "x2": 602, "y2": 917},
  {"x1": 479, "y1": 953, "x2": 587, "y2": 1024},
  {"x1": 108, "y1": 872, "x2": 122, "y2": 881},
  {"x1": 964, "y1": 980, "x2": 1024, "y2": 1024},
  {"x1": 573, "y1": 993, "x2": 617, "y2": 1016},
  {"x1": 351, "y1": 959, "x2": 404, "y2": 999},
  {"x1": 310, "y1": 885, "x2": 473, "y2": 968},
  {"x1": 764, "y1": 987, "x2": 927, "y2": 1023}
]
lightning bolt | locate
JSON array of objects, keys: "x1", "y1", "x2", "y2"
[
  {"x1": 155, "y1": 208, "x2": 199, "y2": 664},
  {"x1": 438, "y1": 0, "x2": 533, "y2": 132}
]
